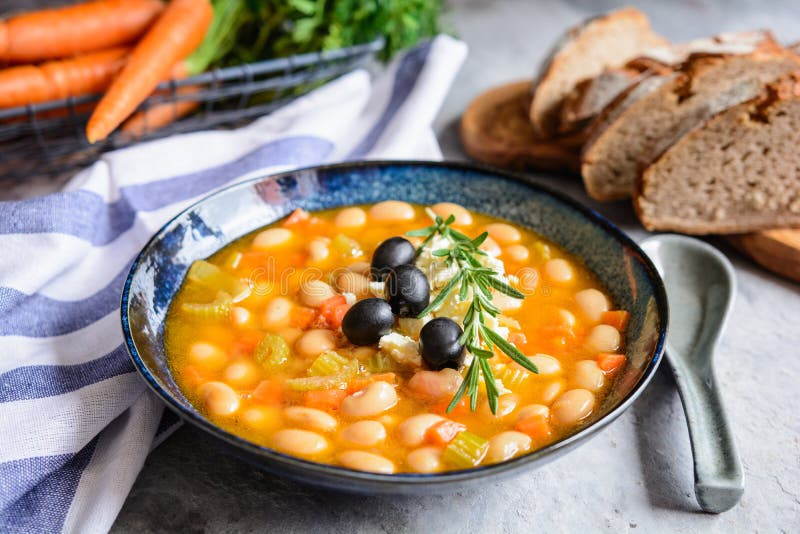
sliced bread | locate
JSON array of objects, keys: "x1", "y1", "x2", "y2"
[
  {"x1": 460, "y1": 80, "x2": 579, "y2": 172},
  {"x1": 529, "y1": 7, "x2": 666, "y2": 138},
  {"x1": 557, "y1": 31, "x2": 776, "y2": 139},
  {"x1": 634, "y1": 73, "x2": 800, "y2": 234},
  {"x1": 581, "y1": 48, "x2": 800, "y2": 201}
]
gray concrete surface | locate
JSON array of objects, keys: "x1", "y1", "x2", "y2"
[{"x1": 66, "y1": 0, "x2": 800, "y2": 531}]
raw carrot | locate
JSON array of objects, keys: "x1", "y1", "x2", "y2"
[
  {"x1": 252, "y1": 379, "x2": 284, "y2": 405},
  {"x1": 0, "y1": 47, "x2": 128, "y2": 109},
  {"x1": 426, "y1": 420, "x2": 466, "y2": 446},
  {"x1": 120, "y1": 62, "x2": 198, "y2": 138},
  {"x1": 596, "y1": 353, "x2": 626, "y2": 375},
  {"x1": 515, "y1": 413, "x2": 552, "y2": 441},
  {"x1": 304, "y1": 389, "x2": 347, "y2": 412},
  {"x1": 85, "y1": 0, "x2": 213, "y2": 142},
  {"x1": 0, "y1": 0, "x2": 163, "y2": 64},
  {"x1": 601, "y1": 310, "x2": 630, "y2": 331}
]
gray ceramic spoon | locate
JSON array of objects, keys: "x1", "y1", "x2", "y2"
[{"x1": 641, "y1": 234, "x2": 744, "y2": 513}]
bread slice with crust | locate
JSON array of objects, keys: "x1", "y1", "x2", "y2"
[
  {"x1": 460, "y1": 80, "x2": 579, "y2": 172},
  {"x1": 581, "y1": 47, "x2": 799, "y2": 201},
  {"x1": 557, "y1": 31, "x2": 777, "y2": 139},
  {"x1": 634, "y1": 73, "x2": 800, "y2": 234},
  {"x1": 529, "y1": 7, "x2": 666, "y2": 138}
]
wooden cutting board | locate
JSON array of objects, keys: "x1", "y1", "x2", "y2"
[{"x1": 730, "y1": 229, "x2": 800, "y2": 282}]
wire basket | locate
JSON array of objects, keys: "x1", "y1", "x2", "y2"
[{"x1": 0, "y1": 38, "x2": 384, "y2": 180}]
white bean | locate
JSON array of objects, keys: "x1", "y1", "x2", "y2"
[
  {"x1": 585, "y1": 324, "x2": 621, "y2": 353},
  {"x1": 230, "y1": 306, "x2": 252, "y2": 327},
  {"x1": 484, "y1": 223, "x2": 521, "y2": 245},
  {"x1": 432, "y1": 202, "x2": 473, "y2": 226},
  {"x1": 341, "y1": 381, "x2": 398, "y2": 418},
  {"x1": 299, "y1": 279, "x2": 336, "y2": 308},
  {"x1": 222, "y1": 361, "x2": 260, "y2": 388},
  {"x1": 253, "y1": 228, "x2": 292, "y2": 249},
  {"x1": 575, "y1": 289, "x2": 609, "y2": 322},
  {"x1": 551, "y1": 389, "x2": 595, "y2": 426},
  {"x1": 199, "y1": 381, "x2": 239, "y2": 416},
  {"x1": 241, "y1": 406, "x2": 282, "y2": 432},
  {"x1": 503, "y1": 244, "x2": 530, "y2": 263},
  {"x1": 307, "y1": 237, "x2": 331, "y2": 263},
  {"x1": 263, "y1": 297, "x2": 293, "y2": 330},
  {"x1": 479, "y1": 394, "x2": 518, "y2": 419},
  {"x1": 188, "y1": 342, "x2": 227, "y2": 371},
  {"x1": 284, "y1": 406, "x2": 338, "y2": 433},
  {"x1": 336, "y1": 271, "x2": 372, "y2": 298},
  {"x1": 272, "y1": 429, "x2": 328, "y2": 457},
  {"x1": 572, "y1": 360, "x2": 605, "y2": 392},
  {"x1": 295, "y1": 329, "x2": 337, "y2": 358},
  {"x1": 368, "y1": 200, "x2": 415, "y2": 223},
  {"x1": 530, "y1": 354, "x2": 562, "y2": 375},
  {"x1": 544, "y1": 258, "x2": 574, "y2": 284},
  {"x1": 556, "y1": 308, "x2": 576, "y2": 328},
  {"x1": 479, "y1": 236, "x2": 502, "y2": 256},
  {"x1": 407, "y1": 368, "x2": 462, "y2": 402},
  {"x1": 486, "y1": 431, "x2": 532, "y2": 463},
  {"x1": 540, "y1": 379, "x2": 566, "y2": 404},
  {"x1": 341, "y1": 420, "x2": 387, "y2": 447},
  {"x1": 334, "y1": 207, "x2": 367, "y2": 229},
  {"x1": 346, "y1": 261, "x2": 371, "y2": 276},
  {"x1": 516, "y1": 404, "x2": 549, "y2": 423},
  {"x1": 337, "y1": 450, "x2": 395, "y2": 473},
  {"x1": 407, "y1": 446, "x2": 443, "y2": 473},
  {"x1": 397, "y1": 414, "x2": 444, "y2": 447}
]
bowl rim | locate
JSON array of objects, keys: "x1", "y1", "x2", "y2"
[{"x1": 121, "y1": 159, "x2": 668, "y2": 486}]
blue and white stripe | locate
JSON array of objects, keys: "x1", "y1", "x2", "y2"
[{"x1": 0, "y1": 36, "x2": 467, "y2": 534}]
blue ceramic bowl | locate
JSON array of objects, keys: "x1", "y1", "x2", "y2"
[{"x1": 122, "y1": 161, "x2": 668, "y2": 493}]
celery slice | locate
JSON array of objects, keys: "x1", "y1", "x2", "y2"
[
  {"x1": 187, "y1": 260, "x2": 251, "y2": 302},
  {"x1": 496, "y1": 364, "x2": 529, "y2": 390},
  {"x1": 442, "y1": 431, "x2": 489, "y2": 469},
  {"x1": 367, "y1": 352, "x2": 397, "y2": 373},
  {"x1": 286, "y1": 360, "x2": 359, "y2": 391},
  {"x1": 181, "y1": 291, "x2": 232, "y2": 320},
  {"x1": 253, "y1": 333, "x2": 290, "y2": 372},
  {"x1": 307, "y1": 351, "x2": 351, "y2": 376},
  {"x1": 331, "y1": 234, "x2": 363, "y2": 259}
]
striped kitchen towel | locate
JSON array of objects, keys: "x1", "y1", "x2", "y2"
[{"x1": 0, "y1": 35, "x2": 467, "y2": 534}]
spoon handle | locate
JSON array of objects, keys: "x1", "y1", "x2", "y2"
[{"x1": 670, "y1": 362, "x2": 744, "y2": 513}]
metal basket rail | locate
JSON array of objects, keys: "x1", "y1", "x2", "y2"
[{"x1": 0, "y1": 38, "x2": 384, "y2": 180}]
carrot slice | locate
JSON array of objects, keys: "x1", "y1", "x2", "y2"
[
  {"x1": 515, "y1": 414, "x2": 552, "y2": 441},
  {"x1": 597, "y1": 353, "x2": 627, "y2": 375},
  {"x1": 289, "y1": 306, "x2": 317, "y2": 329},
  {"x1": 304, "y1": 389, "x2": 347, "y2": 412},
  {"x1": 426, "y1": 420, "x2": 467, "y2": 446},
  {"x1": 283, "y1": 208, "x2": 310, "y2": 227},
  {"x1": 431, "y1": 397, "x2": 471, "y2": 416},
  {"x1": 252, "y1": 380, "x2": 284, "y2": 405},
  {"x1": 319, "y1": 295, "x2": 349, "y2": 329},
  {"x1": 601, "y1": 310, "x2": 630, "y2": 331}
]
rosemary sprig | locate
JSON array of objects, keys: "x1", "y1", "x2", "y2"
[{"x1": 408, "y1": 211, "x2": 538, "y2": 414}]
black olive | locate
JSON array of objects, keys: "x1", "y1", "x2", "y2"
[
  {"x1": 419, "y1": 317, "x2": 465, "y2": 370},
  {"x1": 342, "y1": 298, "x2": 394, "y2": 346},
  {"x1": 371, "y1": 237, "x2": 416, "y2": 280},
  {"x1": 385, "y1": 264, "x2": 430, "y2": 317}
]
